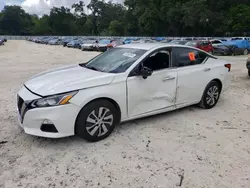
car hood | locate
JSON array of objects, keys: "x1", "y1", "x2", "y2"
[{"x1": 25, "y1": 65, "x2": 116, "y2": 96}]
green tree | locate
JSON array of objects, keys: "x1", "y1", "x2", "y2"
[
  {"x1": 48, "y1": 6, "x2": 77, "y2": 35},
  {"x1": 0, "y1": 6, "x2": 34, "y2": 35},
  {"x1": 109, "y1": 20, "x2": 124, "y2": 36},
  {"x1": 72, "y1": 1, "x2": 87, "y2": 35},
  {"x1": 227, "y1": 4, "x2": 250, "y2": 35},
  {"x1": 1, "y1": 1, "x2": 250, "y2": 37},
  {"x1": 33, "y1": 15, "x2": 51, "y2": 35}
]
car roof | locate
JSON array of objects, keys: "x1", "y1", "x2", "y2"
[
  {"x1": 117, "y1": 43, "x2": 197, "y2": 50},
  {"x1": 117, "y1": 43, "x2": 217, "y2": 58},
  {"x1": 117, "y1": 43, "x2": 167, "y2": 50}
]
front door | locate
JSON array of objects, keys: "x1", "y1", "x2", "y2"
[{"x1": 126, "y1": 49, "x2": 177, "y2": 117}]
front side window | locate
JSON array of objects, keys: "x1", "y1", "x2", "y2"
[
  {"x1": 143, "y1": 50, "x2": 170, "y2": 71},
  {"x1": 174, "y1": 48, "x2": 208, "y2": 67},
  {"x1": 80, "y1": 48, "x2": 146, "y2": 73}
]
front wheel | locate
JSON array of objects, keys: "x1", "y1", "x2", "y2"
[
  {"x1": 243, "y1": 49, "x2": 248, "y2": 55},
  {"x1": 75, "y1": 100, "x2": 120, "y2": 142},
  {"x1": 199, "y1": 81, "x2": 221, "y2": 109}
]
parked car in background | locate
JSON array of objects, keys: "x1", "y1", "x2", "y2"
[
  {"x1": 223, "y1": 40, "x2": 250, "y2": 55},
  {"x1": 81, "y1": 40, "x2": 96, "y2": 51},
  {"x1": 212, "y1": 44, "x2": 243, "y2": 56},
  {"x1": 186, "y1": 40, "x2": 213, "y2": 53},
  {"x1": 17, "y1": 43, "x2": 231, "y2": 142},
  {"x1": 94, "y1": 39, "x2": 111, "y2": 52},
  {"x1": 48, "y1": 38, "x2": 63, "y2": 45},
  {"x1": 123, "y1": 38, "x2": 132, "y2": 44},
  {"x1": 169, "y1": 40, "x2": 188, "y2": 45},
  {"x1": 67, "y1": 39, "x2": 84, "y2": 49},
  {"x1": 247, "y1": 54, "x2": 250, "y2": 76},
  {"x1": 0, "y1": 40, "x2": 4, "y2": 45},
  {"x1": 42, "y1": 37, "x2": 57, "y2": 45},
  {"x1": 107, "y1": 40, "x2": 124, "y2": 50},
  {"x1": 161, "y1": 39, "x2": 173, "y2": 43},
  {"x1": 231, "y1": 37, "x2": 250, "y2": 41},
  {"x1": 63, "y1": 38, "x2": 74, "y2": 47},
  {"x1": 210, "y1": 39, "x2": 227, "y2": 46},
  {"x1": 131, "y1": 39, "x2": 157, "y2": 44}
]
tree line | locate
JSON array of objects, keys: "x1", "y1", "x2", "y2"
[{"x1": 0, "y1": 0, "x2": 250, "y2": 37}]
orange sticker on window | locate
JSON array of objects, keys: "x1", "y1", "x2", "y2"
[{"x1": 188, "y1": 52, "x2": 196, "y2": 61}]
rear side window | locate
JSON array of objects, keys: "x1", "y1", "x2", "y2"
[{"x1": 173, "y1": 47, "x2": 208, "y2": 67}]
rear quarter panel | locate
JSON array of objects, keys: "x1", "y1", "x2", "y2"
[{"x1": 206, "y1": 58, "x2": 231, "y2": 93}]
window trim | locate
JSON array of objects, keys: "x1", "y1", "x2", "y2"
[{"x1": 128, "y1": 47, "x2": 174, "y2": 77}]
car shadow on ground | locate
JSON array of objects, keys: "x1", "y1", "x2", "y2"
[
  {"x1": 19, "y1": 106, "x2": 198, "y2": 144},
  {"x1": 18, "y1": 97, "x2": 228, "y2": 147}
]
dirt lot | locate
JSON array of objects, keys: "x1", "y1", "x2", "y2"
[{"x1": 0, "y1": 40, "x2": 249, "y2": 188}]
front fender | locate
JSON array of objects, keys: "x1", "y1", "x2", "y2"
[{"x1": 69, "y1": 82, "x2": 127, "y2": 120}]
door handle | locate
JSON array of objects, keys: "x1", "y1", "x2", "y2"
[
  {"x1": 204, "y1": 68, "x2": 211, "y2": 72},
  {"x1": 163, "y1": 76, "x2": 175, "y2": 81}
]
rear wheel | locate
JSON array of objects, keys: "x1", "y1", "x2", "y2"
[
  {"x1": 199, "y1": 81, "x2": 221, "y2": 109},
  {"x1": 75, "y1": 100, "x2": 120, "y2": 142}
]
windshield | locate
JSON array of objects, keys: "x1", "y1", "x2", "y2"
[
  {"x1": 80, "y1": 48, "x2": 146, "y2": 73},
  {"x1": 99, "y1": 40, "x2": 110, "y2": 44},
  {"x1": 186, "y1": 41, "x2": 197, "y2": 46}
]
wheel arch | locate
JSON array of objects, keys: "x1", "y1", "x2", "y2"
[
  {"x1": 211, "y1": 78, "x2": 222, "y2": 91},
  {"x1": 74, "y1": 97, "x2": 122, "y2": 134},
  {"x1": 200, "y1": 78, "x2": 223, "y2": 102}
]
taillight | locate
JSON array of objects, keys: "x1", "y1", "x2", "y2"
[{"x1": 224, "y1": 64, "x2": 231, "y2": 72}]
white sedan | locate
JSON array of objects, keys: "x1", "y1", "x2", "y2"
[{"x1": 17, "y1": 43, "x2": 231, "y2": 142}]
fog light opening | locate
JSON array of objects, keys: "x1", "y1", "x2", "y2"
[{"x1": 41, "y1": 119, "x2": 58, "y2": 133}]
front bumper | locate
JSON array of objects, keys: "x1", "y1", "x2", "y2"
[
  {"x1": 17, "y1": 86, "x2": 81, "y2": 138},
  {"x1": 82, "y1": 46, "x2": 93, "y2": 50}
]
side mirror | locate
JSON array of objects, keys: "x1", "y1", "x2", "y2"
[{"x1": 140, "y1": 66, "x2": 153, "y2": 79}]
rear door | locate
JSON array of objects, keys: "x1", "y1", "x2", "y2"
[{"x1": 172, "y1": 47, "x2": 213, "y2": 106}]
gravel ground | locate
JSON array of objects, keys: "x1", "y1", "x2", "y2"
[{"x1": 0, "y1": 40, "x2": 249, "y2": 188}]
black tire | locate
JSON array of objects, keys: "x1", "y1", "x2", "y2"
[
  {"x1": 248, "y1": 70, "x2": 250, "y2": 76},
  {"x1": 243, "y1": 49, "x2": 248, "y2": 55},
  {"x1": 75, "y1": 100, "x2": 120, "y2": 142},
  {"x1": 199, "y1": 81, "x2": 221, "y2": 109}
]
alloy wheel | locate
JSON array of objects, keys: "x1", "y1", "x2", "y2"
[
  {"x1": 86, "y1": 107, "x2": 114, "y2": 137},
  {"x1": 206, "y1": 86, "x2": 219, "y2": 106}
]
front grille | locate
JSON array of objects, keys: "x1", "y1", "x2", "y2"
[
  {"x1": 17, "y1": 95, "x2": 24, "y2": 115},
  {"x1": 17, "y1": 95, "x2": 28, "y2": 123}
]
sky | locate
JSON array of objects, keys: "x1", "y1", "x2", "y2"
[{"x1": 1, "y1": 0, "x2": 123, "y2": 15}]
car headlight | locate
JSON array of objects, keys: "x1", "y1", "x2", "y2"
[{"x1": 30, "y1": 91, "x2": 78, "y2": 108}]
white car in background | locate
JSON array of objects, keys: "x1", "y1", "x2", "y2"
[
  {"x1": 81, "y1": 40, "x2": 96, "y2": 51},
  {"x1": 210, "y1": 39, "x2": 228, "y2": 46},
  {"x1": 17, "y1": 43, "x2": 231, "y2": 142}
]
